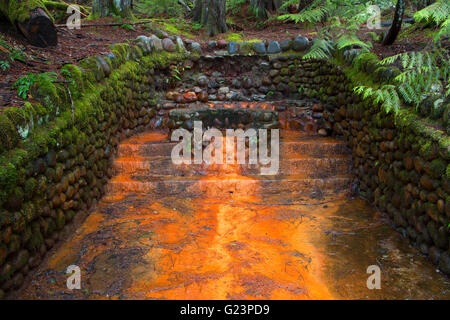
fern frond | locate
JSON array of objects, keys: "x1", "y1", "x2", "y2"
[
  {"x1": 278, "y1": 0, "x2": 332, "y2": 24},
  {"x1": 414, "y1": 0, "x2": 450, "y2": 25},
  {"x1": 302, "y1": 39, "x2": 333, "y2": 60},
  {"x1": 336, "y1": 34, "x2": 372, "y2": 51}
]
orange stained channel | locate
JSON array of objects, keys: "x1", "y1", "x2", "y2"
[
  {"x1": 123, "y1": 136, "x2": 333, "y2": 299},
  {"x1": 125, "y1": 184, "x2": 335, "y2": 299},
  {"x1": 16, "y1": 130, "x2": 450, "y2": 300}
]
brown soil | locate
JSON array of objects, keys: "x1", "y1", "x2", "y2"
[{"x1": 0, "y1": 18, "x2": 158, "y2": 109}]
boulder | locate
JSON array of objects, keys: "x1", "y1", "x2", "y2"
[
  {"x1": 280, "y1": 39, "x2": 292, "y2": 51},
  {"x1": 176, "y1": 37, "x2": 185, "y2": 52},
  {"x1": 150, "y1": 35, "x2": 163, "y2": 51},
  {"x1": 228, "y1": 42, "x2": 239, "y2": 54},
  {"x1": 267, "y1": 41, "x2": 281, "y2": 54},
  {"x1": 190, "y1": 42, "x2": 202, "y2": 54},
  {"x1": 253, "y1": 42, "x2": 266, "y2": 54},
  {"x1": 208, "y1": 41, "x2": 218, "y2": 48},
  {"x1": 217, "y1": 39, "x2": 227, "y2": 48},
  {"x1": 162, "y1": 38, "x2": 176, "y2": 52},
  {"x1": 292, "y1": 36, "x2": 309, "y2": 51}
]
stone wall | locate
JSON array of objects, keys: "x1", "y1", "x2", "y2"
[
  {"x1": 0, "y1": 40, "x2": 189, "y2": 298},
  {"x1": 0, "y1": 38, "x2": 448, "y2": 299},
  {"x1": 300, "y1": 54, "x2": 450, "y2": 276}
]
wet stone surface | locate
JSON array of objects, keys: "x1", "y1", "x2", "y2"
[
  {"x1": 14, "y1": 130, "x2": 450, "y2": 300},
  {"x1": 15, "y1": 194, "x2": 450, "y2": 300}
]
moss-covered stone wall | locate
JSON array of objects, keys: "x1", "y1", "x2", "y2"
[
  {"x1": 0, "y1": 42, "x2": 189, "y2": 298},
  {"x1": 296, "y1": 54, "x2": 450, "y2": 276}
]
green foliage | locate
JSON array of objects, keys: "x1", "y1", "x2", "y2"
[
  {"x1": 0, "y1": 35, "x2": 27, "y2": 69},
  {"x1": 136, "y1": 0, "x2": 183, "y2": 17},
  {"x1": 278, "y1": 0, "x2": 333, "y2": 24},
  {"x1": 120, "y1": 23, "x2": 136, "y2": 31},
  {"x1": 302, "y1": 39, "x2": 333, "y2": 60},
  {"x1": 277, "y1": 0, "x2": 391, "y2": 25},
  {"x1": 227, "y1": 0, "x2": 247, "y2": 14},
  {"x1": 354, "y1": 85, "x2": 402, "y2": 114},
  {"x1": 382, "y1": 50, "x2": 449, "y2": 101},
  {"x1": 226, "y1": 33, "x2": 244, "y2": 42},
  {"x1": 13, "y1": 72, "x2": 58, "y2": 100},
  {"x1": 414, "y1": 0, "x2": 450, "y2": 41},
  {"x1": 0, "y1": 61, "x2": 10, "y2": 71},
  {"x1": 335, "y1": 34, "x2": 373, "y2": 51},
  {"x1": 353, "y1": 49, "x2": 449, "y2": 115},
  {"x1": 300, "y1": 13, "x2": 372, "y2": 61},
  {"x1": 9, "y1": 48, "x2": 27, "y2": 62}
]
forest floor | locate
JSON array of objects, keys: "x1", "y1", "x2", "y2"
[{"x1": 0, "y1": 15, "x2": 437, "y2": 110}]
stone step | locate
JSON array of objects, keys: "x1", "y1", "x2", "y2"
[
  {"x1": 112, "y1": 155, "x2": 351, "y2": 176},
  {"x1": 105, "y1": 174, "x2": 353, "y2": 198},
  {"x1": 117, "y1": 140, "x2": 348, "y2": 158},
  {"x1": 117, "y1": 136, "x2": 349, "y2": 158}
]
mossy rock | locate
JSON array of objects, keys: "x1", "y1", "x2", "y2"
[
  {"x1": 239, "y1": 42, "x2": 254, "y2": 55},
  {"x1": 426, "y1": 159, "x2": 447, "y2": 179},
  {"x1": 79, "y1": 56, "x2": 105, "y2": 82},
  {"x1": 61, "y1": 64, "x2": 84, "y2": 93},
  {"x1": 0, "y1": 114, "x2": 20, "y2": 153},
  {"x1": 110, "y1": 43, "x2": 131, "y2": 64}
]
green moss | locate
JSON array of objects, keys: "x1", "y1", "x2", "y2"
[
  {"x1": 61, "y1": 64, "x2": 84, "y2": 93},
  {"x1": 31, "y1": 76, "x2": 68, "y2": 117},
  {"x1": 0, "y1": 165, "x2": 19, "y2": 207},
  {"x1": 79, "y1": 57, "x2": 105, "y2": 82},
  {"x1": 0, "y1": 0, "x2": 54, "y2": 25},
  {"x1": 152, "y1": 18, "x2": 195, "y2": 38},
  {"x1": 428, "y1": 159, "x2": 446, "y2": 179},
  {"x1": 24, "y1": 178, "x2": 37, "y2": 199},
  {"x1": 226, "y1": 33, "x2": 244, "y2": 42},
  {"x1": 110, "y1": 43, "x2": 131, "y2": 64},
  {"x1": 21, "y1": 202, "x2": 35, "y2": 223},
  {"x1": 130, "y1": 45, "x2": 144, "y2": 60},
  {"x1": 239, "y1": 42, "x2": 254, "y2": 55},
  {"x1": 0, "y1": 114, "x2": 19, "y2": 152}
]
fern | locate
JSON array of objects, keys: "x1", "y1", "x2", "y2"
[
  {"x1": 414, "y1": 0, "x2": 450, "y2": 25},
  {"x1": 355, "y1": 49, "x2": 449, "y2": 115},
  {"x1": 278, "y1": 0, "x2": 333, "y2": 24},
  {"x1": 336, "y1": 34, "x2": 372, "y2": 51},
  {"x1": 302, "y1": 39, "x2": 333, "y2": 60},
  {"x1": 414, "y1": 0, "x2": 450, "y2": 41}
]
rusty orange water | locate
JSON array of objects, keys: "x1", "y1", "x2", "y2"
[{"x1": 15, "y1": 130, "x2": 450, "y2": 300}]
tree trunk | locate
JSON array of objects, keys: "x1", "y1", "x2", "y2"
[
  {"x1": 250, "y1": 0, "x2": 281, "y2": 19},
  {"x1": 192, "y1": 0, "x2": 202, "y2": 22},
  {"x1": 298, "y1": 0, "x2": 314, "y2": 12},
  {"x1": 0, "y1": 0, "x2": 57, "y2": 47},
  {"x1": 382, "y1": 0, "x2": 405, "y2": 45},
  {"x1": 92, "y1": 0, "x2": 133, "y2": 18},
  {"x1": 193, "y1": 0, "x2": 227, "y2": 37}
]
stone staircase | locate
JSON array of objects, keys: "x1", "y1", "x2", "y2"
[{"x1": 106, "y1": 129, "x2": 353, "y2": 198}]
